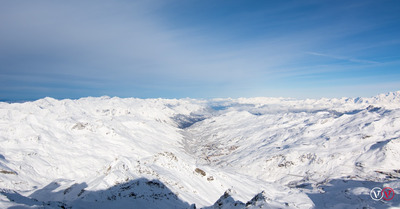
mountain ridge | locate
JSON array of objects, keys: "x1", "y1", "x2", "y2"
[{"x1": 1, "y1": 91, "x2": 400, "y2": 208}]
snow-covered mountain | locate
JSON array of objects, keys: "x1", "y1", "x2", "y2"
[{"x1": 1, "y1": 92, "x2": 400, "y2": 208}]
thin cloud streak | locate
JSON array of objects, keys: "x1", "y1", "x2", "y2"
[{"x1": 306, "y1": 52, "x2": 380, "y2": 64}]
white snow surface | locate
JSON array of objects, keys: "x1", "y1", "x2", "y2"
[{"x1": 0, "y1": 92, "x2": 400, "y2": 208}]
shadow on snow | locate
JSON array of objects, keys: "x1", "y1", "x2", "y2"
[
  {"x1": 306, "y1": 179, "x2": 400, "y2": 209},
  {"x1": 2, "y1": 178, "x2": 193, "y2": 209},
  {"x1": 1, "y1": 178, "x2": 400, "y2": 209}
]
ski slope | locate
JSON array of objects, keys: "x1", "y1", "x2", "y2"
[{"x1": 1, "y1": 92, "x2": 400, "y2": 208}]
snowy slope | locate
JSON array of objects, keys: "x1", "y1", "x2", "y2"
[{"x1": 1, "y1": 92, "x2": 400, "y2": 208}]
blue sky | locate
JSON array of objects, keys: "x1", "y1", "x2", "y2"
[{"x1": 1, "y1": 0, "x2": 400, "y2": 101}]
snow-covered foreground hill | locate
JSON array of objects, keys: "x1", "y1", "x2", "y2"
[{"x1": 1, "y1": 92, "x2": 400, "y2": 208}]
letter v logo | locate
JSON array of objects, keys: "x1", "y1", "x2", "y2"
[
  {"x1": 370, "y1": 187, "x2": 383, "y2": 200},
  {"x1": 382, "y1": 187, "x2": 395, "y2": 201}
]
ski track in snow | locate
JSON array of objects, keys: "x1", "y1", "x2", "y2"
[{"x1": 0, "y1": 92, "x2": 400, "y2": 208}]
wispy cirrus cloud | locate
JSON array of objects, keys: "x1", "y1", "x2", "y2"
[{"x1": 305, "y1": 52, "x2": 380, "y2": 64}]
